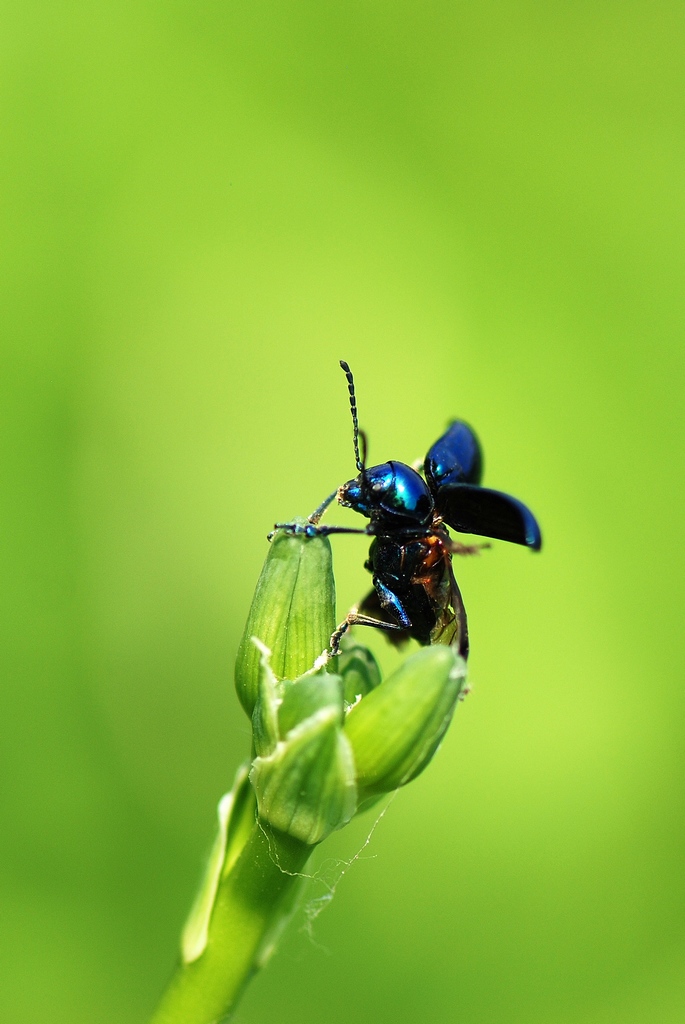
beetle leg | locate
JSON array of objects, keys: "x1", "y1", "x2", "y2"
[
  {"x1": 310, "y1": 524, "x2": 374, "y2": 537},
  {"x1": 329, "y1": 607, "x2": 404, "y2": 656},
  {"x1": 446, "y1": 539, "x2": 491, "y2": 556},
  {"x1": 269, "y1": 521, "x2": 374, "y2": 540},
  {"x1": 373, "y1": 578, "x2": 412, "y2": 629},
  {"x1": 307, "y1": 490, "x2": 339, "y2": 524}
]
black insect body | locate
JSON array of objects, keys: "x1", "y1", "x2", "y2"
[
  {"x1": 274, "y1": 362, "x2": 542, "y2": 659},
  {"x1": 357, "y1": 531, "x2": 467, "y2": 649}
]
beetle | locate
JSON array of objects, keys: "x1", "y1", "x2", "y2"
[{"x1": 274, "y1": 361, "x2": 541, "y2": 659}]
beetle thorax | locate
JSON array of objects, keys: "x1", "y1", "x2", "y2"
[{"x1": 338, "y1": 461, "x2": 434, "y2": 526}]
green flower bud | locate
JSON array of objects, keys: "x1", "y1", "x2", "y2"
[
  {"x1": 251, "y1": 638, "x2": 346, "y2": 757},
  {"x1": 344, "y1": 645, "x2": 466, "y2": 799},
  {"x1": 251, "y1": 638, "x2": 283, "y2": 758},
  {"x1": 337, "y1": 640, "x2": 382, "y2": 705},
  {"x1": 251, "y1": 707, "x2": 357, "y2": 845},
  {"x1": 247, "y1": 609, "x2": 354, "y2": 846},
  {"x1": 235, "y1": 526, "x2": 336, "y2": 716},
  {"x1": 277, "y1": 668, "x2": 345, "y2": 736}
]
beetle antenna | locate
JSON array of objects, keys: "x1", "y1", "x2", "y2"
[
  {"x1": 339, "y1": 360, "x2": 365, "y2": 475},
  {"x1": 359, "y1": 428, "x2": 368, "y2": 471}
]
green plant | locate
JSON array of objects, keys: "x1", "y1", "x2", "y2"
[{"x1": 151, "y1": 526, "x2": 466, "y2": 1024}]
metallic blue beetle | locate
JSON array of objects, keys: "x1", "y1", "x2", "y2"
[
  {"x1": 274, "y1": 361, "x2": 541, "y2": 658},
  {"x1": 339, "y1": 462, "x2": 433, "y2": 526}
]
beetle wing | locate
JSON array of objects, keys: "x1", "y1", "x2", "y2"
[
  {"x1": 425, "y1": 555, "x2": 469, "y2": 658},
  {"x1": 424, "y1": 421, "x2": 483, "y2": 495},
  {"x1": 437, "y1": 483, "x2": 542, "y2": 550}
]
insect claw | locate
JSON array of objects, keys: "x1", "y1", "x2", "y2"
[
  {"x1": 270, "y1": 520, "x2": 322, "y2": 539},
  {"x1": 329, "y1": 607, "x2": 359, "y2": 657}
]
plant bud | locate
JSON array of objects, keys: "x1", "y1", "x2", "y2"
[
  {"x1": 251, "y1": 707, "x2": 357, "y2": 845},
  {"x1": 251, "y1": 639, "x2": 282, "y2": 758},
  {"x1": 249, "y1": 642, "x2": 354, "y2": 846},
  {"x1": 337, "y1": 640, "x2": 382, "y2": 704},
  {"x1": 277, "y1": 668, "x2": 345, "y2": 736},
  {"x1": 344, "y1": 645, "x2": 466, "y2": 799},
  {"x1": 234, "y1": 526, "x2": 336, "y2": 716}
]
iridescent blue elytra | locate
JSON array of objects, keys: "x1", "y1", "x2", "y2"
[
  {"x1": 338, "y1": 461, "x2": 433, "y2": 526},
  {"x1": 424, "y1": 420, "x2": 483, "y2": 489}
]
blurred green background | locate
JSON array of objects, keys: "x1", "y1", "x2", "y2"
[{"x1": 2, "y1": 2, "x2": 684, "y2": 1022}]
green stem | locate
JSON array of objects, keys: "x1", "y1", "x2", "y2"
[{"x1": 151, "y1": 822, "x2": 312, "y2": 1024}]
